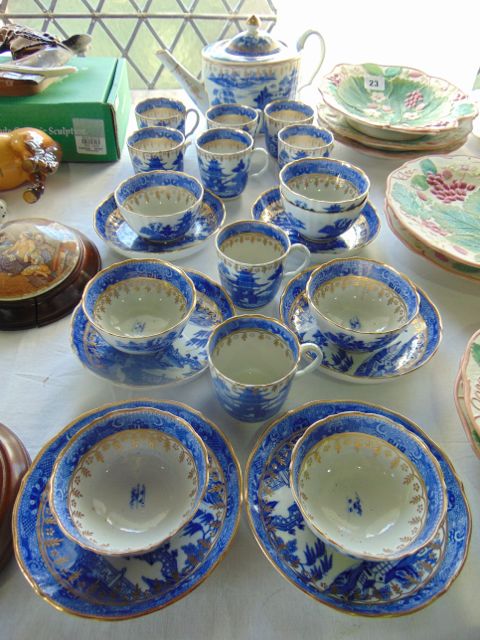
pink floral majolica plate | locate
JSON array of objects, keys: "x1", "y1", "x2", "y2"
[
  {"x1": 460, "y1": 328, "x2": 480, "y2": 438},
  {"x1": 454, "y1": 371, "x2": 480, "y2": 459},
  {"x1": 386, "y1": 155, "x2": 480, "y2": 268}
]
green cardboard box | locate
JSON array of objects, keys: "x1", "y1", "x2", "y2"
[{"x1": 0, "y1": 57, "x2": 131, "y2": 162}]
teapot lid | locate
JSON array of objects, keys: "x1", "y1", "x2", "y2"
[{"x1": 203, "y1": 15, "x2": 296, "y2": 64}]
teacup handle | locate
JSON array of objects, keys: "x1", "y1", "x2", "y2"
[
  {"x1": 183, "y1": 139, "x2": 192, "y2": 151},
  {"x1": 295, "y1": 342, "x2": 323, "y2": 378},
  {"x1": 296, "y1": 30, "x2": 326, "y2": 93},
  {"x1": 185, "y1": 108, "x2": 200, "y2": 138},
  {"x1": 249, "y1": 147, "x2": 269, "y2": 177},
  {"x1": 284, "y1": 243, "x2": 311, "y2": 277}
]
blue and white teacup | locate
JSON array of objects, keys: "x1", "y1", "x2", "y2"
[
  {"x1": 278, "y1": 124, "x2": 334, "y2": 168},
  {"x1": 114, "y1": 170, "x2": 203, "y2": 242},
  {"x1": 306, "y1": 257, "x2": 420, "y2": 352},
  {"x1": 206, "y1": 103, "x2": 261, "y2": 138},
  {"x1": 195, "y1": 128, "x2": 269, "y2": 199},
  {"x1": 135, "y1": 97, "x2": 200, "y2": 138},
  {"x1": 127, "y1": 126, "x2": 191, "y2": 173},
  {"x1": 216, "y1": 220, "x2": 310, "y2": 309},
  {"x1": 82, "y1": 258, "x2": 196, "y2": 354},
  {"x1": 207, "y1": 315, "x2": 322, "y2": 423},
  {"x1": 264, "y1": 99, "x2": 314, "y2": 159}
]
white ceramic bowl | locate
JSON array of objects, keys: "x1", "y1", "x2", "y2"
[
  {"x1": 49, "y1": 407, "x2": 209, "y2": 556},
  {"x1": 114, "y1": 170, "x2": 204, "y2": 242},
  {"x1": 290, "y1": 411, "x2": 447, "y2": 562},
  {"x1": 82, "y1": 258, "x2": 196, "y2": 355}
]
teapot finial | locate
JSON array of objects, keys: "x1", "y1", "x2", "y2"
[{"x1": 246, "y1": 15, "x2": 261, "y2": 33}]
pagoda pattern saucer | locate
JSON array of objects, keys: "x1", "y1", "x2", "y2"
[
  {"x1": 251, "y1": 188, "x2": 380, "y2": 259},
  {"x1": 13, "y1": 399, "x2": 242, "y2": 620},
  {"x1": 280, "y1": 267, "x2": 442, "y2": 383},
  {"x1": 245, "y1": 400, "x2": 470, "y2": 617},
  {"x1": 71, "y1": 270, "x2": 234, "y2": 387}
]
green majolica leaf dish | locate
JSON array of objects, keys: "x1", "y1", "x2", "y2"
[
  {"x1": 319, "y1": 63, "x2": 478, "y2": 141},
  {"x1": 386, "y1": 155, "x2": 480, "y2": 267}
]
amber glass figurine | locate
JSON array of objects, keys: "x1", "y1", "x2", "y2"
[{"x1": 0, "y1": 127, "x2": 62, "y2": 202}]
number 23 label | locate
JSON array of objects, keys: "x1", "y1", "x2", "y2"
[{"x1": 364, "y1": 74, "x2": 385, "y2": 91}]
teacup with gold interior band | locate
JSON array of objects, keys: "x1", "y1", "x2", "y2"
[
  {"x1": 264, "y1": 99, "x2": 314, "y2": 159},
  {"x1": 49, "y1": 407, "x2": 209, "y2": 557},
  {"x1": 277, "y1": 124, "x2": 334, "y2": 169},
  {"x1": 82, "y1": 258, "x2": 196, "y2": 355},
  {"x1": 306, "y1": 257, "x2": 420, "y2": 352},
  {"x1": 134, "y1": 96, "x2": 200, "y2": 138},
  {"x1": 195, "y1": 127, "x2": 269, "y2": 199},
  {"x1": 127, "y1": 126, "x2": 191, "y2": 174},
  {"x1": 215, "y1": 220, "x2": 310, "y2": 309},
  {"x1": 207, "y1": 314, "x2": 322, "y2": 422},
  {"x1": 206, "y1": 103, "x2": 262, "y2": 138}
]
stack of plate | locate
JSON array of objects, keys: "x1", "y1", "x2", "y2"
[
  {"x1": 455, "y1": 329, "x2": 480, "y2": 458},
  {"x1": 385, "y1": 155, "x2": 480, "y2": 282},
  {"x1": 317, "y1": 63, "x2": 477, "y2": 159}
]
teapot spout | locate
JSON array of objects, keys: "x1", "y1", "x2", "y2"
[{"x1": 156, "y1": 48, "x2": 209, "y2": 113}]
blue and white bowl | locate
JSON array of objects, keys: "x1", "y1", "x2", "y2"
[
  {"x1": 290, "y1": 411, "x2": 447, "y2": 562},
  {"x1": 278, "y1": 124, "x2": 334, "y2": 169},
  {"x1": 306, "y1": 257, "x2": 420, "y2": 352},
  {"x1": 127, "y1": 126, "x2": 190, "y2": 173},
  {"x1": 264, "y1": 99, "x2": 315, "y2": 159},
  {"x1": 207, "y1": 314, "x2": 322, "y2": 422},
  {"x1": 49, "y1": 407, "x2": 209, "y2": 556},
  {"x1": 114, "y1": 170, "x2": 203, "y2": 242},
  {"x1": 82, "y1": 258, "x2": 196, "y2": 355},
  {"x1": 134, "y1": 96, "x2": 200, "y2": 138},
  {"x1": 206, "y1": 103, "x2": 261, "y2": 137}
]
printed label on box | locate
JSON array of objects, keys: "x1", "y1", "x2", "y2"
[{"x1": 72, "y1": 118, "x2": 107, "y2": 155}]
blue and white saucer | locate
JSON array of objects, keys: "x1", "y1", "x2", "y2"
[
  {"x1": 94, "y1": 188, "x2": 226, "y2": 261},
  {"x1": 13, "y1": 399, "x2": 241, "y2": 620},
  {"x1": 246, "y1": 400, "x2": 470, "y2": 617},
  {"x1": 280, "y1": 267, "x2": 442, "y2": 383},
  {"x1": 251, "y1": 187, "x2": 380, "y2": 259},
  {"x1": 71, "y1": 270, "x2": 234, "y2": 387}
]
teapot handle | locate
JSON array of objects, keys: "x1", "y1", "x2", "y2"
[{"x1": 296, "y1": 30, "x2": 326, "y2": 93}]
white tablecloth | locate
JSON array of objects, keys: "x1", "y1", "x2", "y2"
[{"x1": 1, "y1": 32, "x2": 480, "y2": 640}]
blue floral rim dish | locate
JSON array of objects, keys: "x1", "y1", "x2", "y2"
[
  {"x1": 94, "y1": 189, "x2": 226, "y2": 262},
  {"x1": 13, "y1": 399, "x2": 242, "y2": 620},
  {"x1": 251, "y1": 187, "x2": 380, "y2": 256},
  {"x1": 245, "y1": 400, "x2": 471, "y2": 617},
  {"x1": 71, "y1": 270, "x2": 234, "y2": 387},
  {"x1": 280, "y1": 267, "x2": 442, "y2": 383}
]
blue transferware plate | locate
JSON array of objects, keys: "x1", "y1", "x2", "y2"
[
  {"x1": 13, "y1": 399, "x2": 242, "y2": 620},
  {"x1": 279, "y1": 267, "x2": 442, "y2": 383},
  {"x1": 71, "y1": 270, "x2": 234, "y2": 387},
  {"x1": 94, "y1": 189, "x2": 226, "y2": 261},
  {"x1": 251, "y1": 187, "x2": 380, "y2": 258},
  {"x1": 245, "y1": 400, "x2": 470, "y2": 617}
]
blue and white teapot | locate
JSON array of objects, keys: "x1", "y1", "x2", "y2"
[{"x1": 157, "y1": 15, "x2": 325, "y2": 113}]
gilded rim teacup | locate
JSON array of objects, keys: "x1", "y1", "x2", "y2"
[
  {"x1": 195, "y1": 127, "x2": 269, "y2": 199},
  {"x1": 49, "y1": 407, "x2": 209, "y2": 556},
  {"x1": 215, "y1": 220, "x2": 310, "y2": 309},
  {"x1": 127, "y1": 126, "x2": 191, "y2": 174},
  {"x1": 82, "y1": 258, "x2": 196, "y2": 354},
  {"x1": 306, "y1": 257, "x2": 420, "y2": 352},
  {"x1": 114, "y1": 170, "x2": 204, "y2": 242},
  {"x1": 264, "y1": 99, "x2": 315, "y2": 159},
  {"x1": 290, "y1": 411, "x2": 447, "y2": 562},
  {"x1": 206, "y1": 103, "x2": 262, "y2": 137},
  {"x1": 135, "y1": 96, "x2": 200, "y2": 138},
  {"x1": 277, "y1": 124, "x2": 334, "y2": 169},
  {"x1": 207, "y1": 314, "x2": 322, "y2": 422}
]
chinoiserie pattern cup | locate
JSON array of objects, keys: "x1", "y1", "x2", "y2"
[
  {"x1": 127, "y1": 126, "x2": 191, "y2": 173},
  {"x1": 277, "y1": 124, "x2": 334, "y2": 169},
  {"x1": 215, "y1": 220, "x2": 310, "y2": 309},
  {"x1": 207, "y1": 315, "x2": 322, "y2": 422},
  {"x1": 195, "y1": 127, "x2": 269, "y2": 199},
  {"x1": 114, "y1": 170, "x2": 204, "y2": 242},
  {"x1": 264, "y1": 99, "x2": 314, "y2": 159},
  {"x1": 206, "y1": 103, "x2": 262, "y2": 137},
  {"x1": 135, "y1": 97, "x2": 200, "y2": 138}
]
